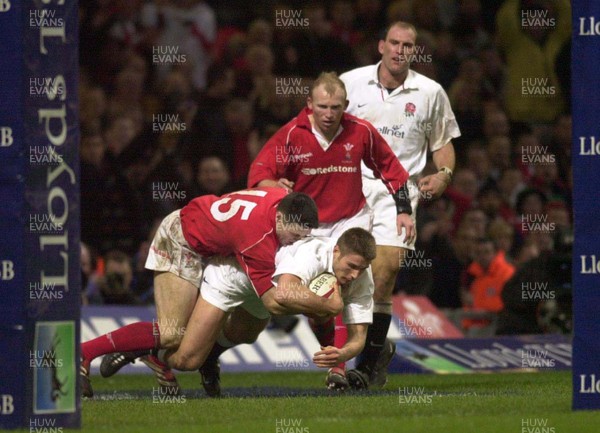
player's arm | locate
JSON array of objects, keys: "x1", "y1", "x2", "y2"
[
  {"x1": 363, "y1": 126, "x2": 415, "y2": 242},
  {"x1": 312, "y1": 323, "x2": 368, "y2": 368},
  {"x1": 417, "y1": 142, "x2": 455, "y2": 199},
  {"x1": 247, "y1": 127, "x2": 295, "y2": 191},
  {"x1": 261, "y1": 273, "x2": 343, "y2": 317}
]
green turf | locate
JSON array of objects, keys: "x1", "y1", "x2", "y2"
[{"x1": 26, "y1": 371, "x2": 600, "y2": 432}]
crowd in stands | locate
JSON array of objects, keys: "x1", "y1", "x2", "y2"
[{"x1": 79, "y1": 0, "x2": 572, "y2": 335}]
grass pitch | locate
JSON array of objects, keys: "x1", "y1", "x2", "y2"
[{"x1": 63, "y1": 371, "x2": 600, "y2": 432}]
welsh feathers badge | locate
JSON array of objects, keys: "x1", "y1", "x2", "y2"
[{"x1": 343, "y1": 142, "x2": 354, "y2": 160}]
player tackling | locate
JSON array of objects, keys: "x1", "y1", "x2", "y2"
[
  {"x1": 103, "y1": 228, "x2": 377, "y2": 398},
  {"x1": 79, "y1": 188, "x2": 323, "y2": 397}
]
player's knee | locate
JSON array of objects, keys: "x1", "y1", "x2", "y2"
[
  {"x1": 373, "y1": 287, "x2": 393, "y2": 303},
  {"x1": 372, "y1": 271, "x2": 396, "y2": 301}
]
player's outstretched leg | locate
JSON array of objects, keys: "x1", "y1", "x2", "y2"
[
  {"x1": 348, "y1": 246, "x2": 402, "y2": 389},
  {"x1": 80, "y1": 272, "x2": 199, "y2": 397},
  {"x1": 326, "y1": 314, "x2": 350, "y2": 390},
  {"x1": 197, "y1": 306, "x2": 269, "y2": 397},
  {"x1": 80, "y1": 321, "x2": 160, "y2": 398}
]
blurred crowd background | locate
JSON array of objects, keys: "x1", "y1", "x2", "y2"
[{"x1": 78, "y1": 0, "x2": 573, "y2": 336}]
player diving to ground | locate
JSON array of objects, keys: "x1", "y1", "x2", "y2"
[
  {"x1": 79, "y1": 187, "x2": 330, "y2": 398},
  {"x1": 102, "y1": 228, "x2": 376, "y2": 397}
]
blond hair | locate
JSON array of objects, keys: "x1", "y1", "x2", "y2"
[{"x1": 310, "y1": 71, "x2": 347, "y2": 99}]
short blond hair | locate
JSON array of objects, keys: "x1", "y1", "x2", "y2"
[
  {"x1": 382, "y1": 21, "x2": 418, "y2": 41},
  {"x1": 310, "y1": 71, "x2": 347, "y2": 99}
]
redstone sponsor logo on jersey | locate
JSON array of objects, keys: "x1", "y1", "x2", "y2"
[{"x1": 300, "y1": 166, "x2": 358, "y2": 175}]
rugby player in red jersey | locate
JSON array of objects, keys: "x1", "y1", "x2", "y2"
[
  {"x1": 80, "y1": 188, "x2": 327, "y2": 397},
  {"x1": 245, "y1": 72, "x2": 414, "y2": 389}
]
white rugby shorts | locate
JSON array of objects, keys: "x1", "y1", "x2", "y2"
[
  {"x1": 200, "y1": 256, "x2": 271, "y2": 319},
  {"x1": 145, "y1": 210, "x2": 205, "y2": 287},
  {"x1": 310, "y1": 204, "x2": 373, "y2": 240},
  {"x1": 362, "y1": 177, "x2": 419, "y2": 249}
]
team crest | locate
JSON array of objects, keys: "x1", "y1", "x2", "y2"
[
  {"x1": 404, "y1": 102, "x2": 416, "y2": 117},
  {"x1": 343, "y1": 142, "x2": 354, "y2": 160}
]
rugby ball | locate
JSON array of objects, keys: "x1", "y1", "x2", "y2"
[{"x1": 308, "y1": 272, "x2": 338, "y2": 298}]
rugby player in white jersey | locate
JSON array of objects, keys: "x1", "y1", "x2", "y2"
[
  {"x1": 247, "y1": 71, "x2": 414, "y2": 390},
  {"x1": 340, "y1": 21, "x2": 460, "y2": 389},
  {"x1": 102, "y1": 228, "x2": 376, "y2": 396}
]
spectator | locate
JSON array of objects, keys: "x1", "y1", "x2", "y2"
[
  {"x1": 291, "y1": 3, "x2": 355, "y2": 76},
  {"x1": 498, "y1": 167, "x2": 526, "y2": 209},
  {"x1": 486, "y1": 135, "x2": 513, "y2": 180},
  {"x1": 330, "y1": 0, "x2": 362, "y2": 47},
  {"x1": 464, "y1": 142, "x2": 494, "y2": 188},
  {"x1": 185, "y1": 63, "x2": 236, "y2": 166},
  {"x1": 141, "y1": 0, "x2": 217, "y2": 90},
  {"x1": 458, "y1": 207, "x2": 488, "y2": 239},
  {"x1": 496, "y1": 0, "x2": 571, "y2": 123},
  {"x1": 81, "y1": 242, "x2": 98, "y2": 306},
  {"x1": 223, "y1": 98, "x2": 260, "y2": 183},
  {"x1": 487, "y1": 218, "x2": 516, "y2": 261},
  {"x1": 88, "y1": 250, "x2": 141, "y2": 305},
  {"x1": 461, "y1": 237, "x2": 515, "y2": 333},
  {"x1": 482, "y1": 109, "x2": 510, "y2": 140},
  {"x1": 445, "y1": 168, "x2": 478, "y2": 227},
  {"x1": 450, "y1": 0, "x2": 490, "y2": 58},
  {"x1": 193, "y1": 156, "x2": 234, "y2": 196},
  {"x1": 81, "y1": 127, "x2": 144, "y2": 255},
  {"x1": 427, "y1": 224, "x2": 479, "y2": 309},
  {"x1": 477, "y1": 182, "x2": 515, "y2": 225}
]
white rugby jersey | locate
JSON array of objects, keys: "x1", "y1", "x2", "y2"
[
  {"x1": 274, "y1": 237, "x2": 374, "y2": 325},
  {"x1": 340, "y1": 63, "x2": 461, "y2": 178}
]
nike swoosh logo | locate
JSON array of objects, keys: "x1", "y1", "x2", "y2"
[{"x1": 358, "y1": 103, "x2": 368, "y2": 108}]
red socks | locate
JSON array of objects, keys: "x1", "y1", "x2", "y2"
[
  {"x1": 334, "y1": 314, "x2": 348, "y2": 370},
  {"x1": 82, "y1": 321, "x2": 160, "y2": 367},
  {"x1": 308, "y1": 317, "x2": 335, "y2": 347}
]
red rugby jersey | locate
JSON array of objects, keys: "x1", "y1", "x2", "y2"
[
  {"x1": 248, "y1": 108, "x2": 408, "y2": 223},
  {"x1": 180, "y1": 187, "x2": 286, "y2": 296}
]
